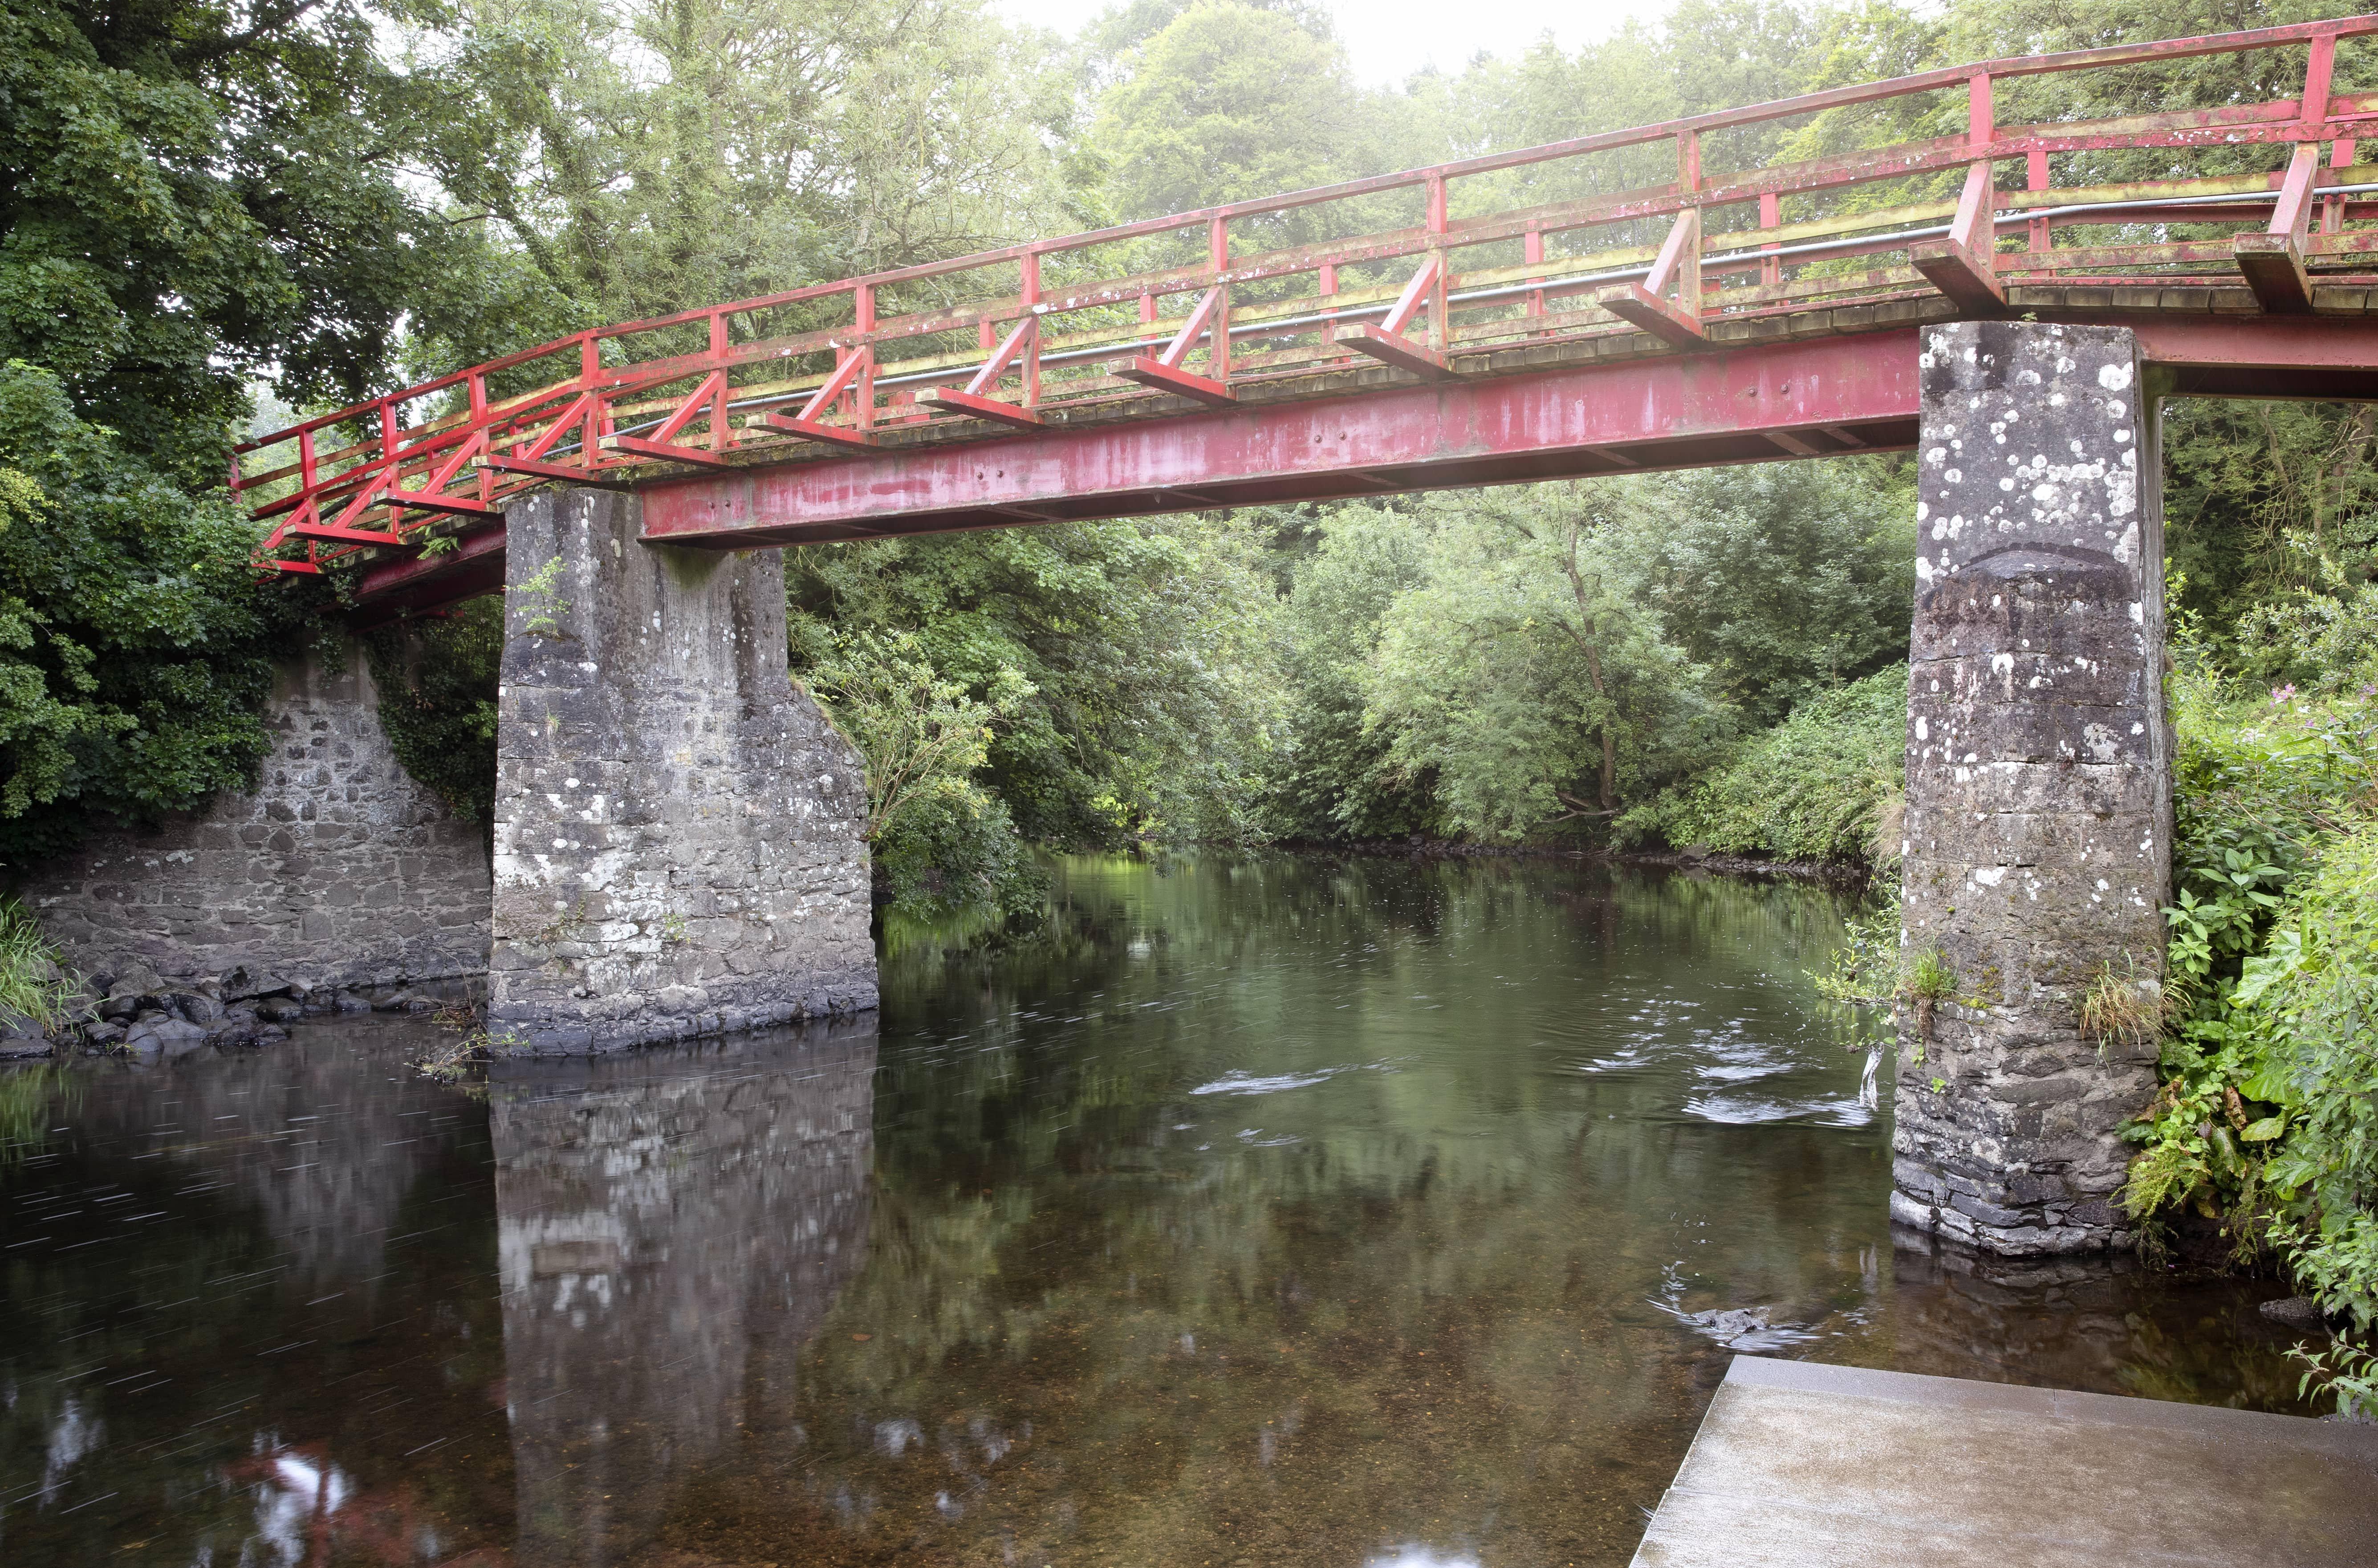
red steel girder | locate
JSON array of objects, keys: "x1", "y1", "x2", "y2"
[{"x1": 637, "y1": 334, "x2": 1928, "y2": 549}]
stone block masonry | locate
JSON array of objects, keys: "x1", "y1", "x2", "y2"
[
  {"x1": 488, "y1": 486, "x2": 876, "y2": 1052},
  {"x1": 1892, "y1": 322, "x2": 2171, "y2": 1257},
  {"x1": 17, "y1": 644, "x2": 492, "y2": 997}
]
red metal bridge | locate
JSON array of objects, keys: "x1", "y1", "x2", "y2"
[{"x1": 241, "y1": 14, "x2": 2378, "y2": 622}]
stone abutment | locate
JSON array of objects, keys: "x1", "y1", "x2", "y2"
[{"x1": 15, "y1": 642, "x2": 492, "y2": 1007}]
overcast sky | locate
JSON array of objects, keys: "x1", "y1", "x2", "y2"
[{"x1": 988, "y1": 0, "x2": 1678, "y2": 85}]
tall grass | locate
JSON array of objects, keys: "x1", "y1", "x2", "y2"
[{"x1": 0, "y1": 899, "x2": 74, "y2": 1032}]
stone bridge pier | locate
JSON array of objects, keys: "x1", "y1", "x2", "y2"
[
  {"x1": 486, "y1": 487, "x2": 877, "y2": 1051},
  {"x1": 1891, "y1": 322, "x2": 2172, "y2": 1256}
]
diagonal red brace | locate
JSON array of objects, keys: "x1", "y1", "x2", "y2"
[
  {"x1": 1600, "y1": 208, "x2": 1707, "y2": 345},
  {"x1": 1341, "y1": 256, "x2": 1452, "y2": 377},
  {"x1": 2236, "y1": 142, "x2": 2321, "y2": 313},
  {"x1": 918, "y1": 386, "x2": 1042, "y2": 427},
  {"x1": 759, "y1": 350, "x2": 878, "y2": 448},
  {"x1": 1110, "y1": 355, "x2": 1237, "y2": 406},
  {"x1": 1910, "y1": 162, "x2": 2009, "y2": 316}
]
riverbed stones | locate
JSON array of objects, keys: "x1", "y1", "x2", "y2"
[
  {"x1": 1892, "y1": 322, "x2": 2171, "y2": 1257},
  {"x1": 486, "y1": 487, "x2": 877, "y2": 1052}
]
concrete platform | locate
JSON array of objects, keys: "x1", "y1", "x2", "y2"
[{"x1": 1631, "y1": 1355, "x2": 2378, "y2": 1567}]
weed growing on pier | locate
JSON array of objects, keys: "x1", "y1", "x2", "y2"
[
  {"x1": 512, "y1": 556, "x2": 571, "y2": 638},
  {"x1": 2079, "y1": 958, "x2": 2170, "y2": 1060},
  {"x1": 410, "y1": 1026, "x2": 523, "y2": 1083},
  {"x1": 1895, "y1": 945, "x2": 1958, "y2": 1038}
]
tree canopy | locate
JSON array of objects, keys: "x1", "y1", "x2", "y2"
[{"x1": 0, "y1": 0, "x2": 2371, "y2": 896}]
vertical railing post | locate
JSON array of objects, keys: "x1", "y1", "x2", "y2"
[
  {"x1": 2328, "y1": 138, "x2": 2356, "y2": 235},
  {"x1": 707, "y1": 311, "x2": 731, "y2": 451},
  {"x1": 1019, "y1": 250, "x2": 1042, "y2": 409},
  {"x1": 1910, "y1": 71, "x2": 2005, "y2": 313},
  {"x1": 1426, "y1": 173, "x2": 1450, "y2": 347},
  {"x1": 1967, "y1": 70, "x2": 1996, "y2": 283},
  {"x1": 2302, "y1": 32, "x2": 2336, "y2": 133},
  {"x1": 1320, "y1": 262, "x2": 1340, "y2": 331},
  {"x1": 1524, "y1": 227, "x2": 1545, "y2": 320},
  {"x1": 2027, "y1": 149, "x2": 2050, "y2": 257},
  {"x1": 468, "y1": 371, "x2": 490, "y2": 502},
  {"x1": 1757, "y1": 191, "x2": 1780, "y2": 288},
  {"x1": 1207, "y1": 215, "x2": 1231, "y2": 380},
  {"x1": 379, "y1": 402, "x2": 400, "y2": 529},
  {"x1": 1676, "y1": 129, "x2": 1702, "y2": 319},
  {"x1": 298, "y1": 427, "x2": 317, "y2": 497},
  {"x1": 579, "y1": 334, "x2": 602, "y2": 464},
  {"x1": 853, "y1": 284, "x2": 877, "y2": 429},
  {"x1": 2308, "y1": 33, "x2": 2344, "y2": 239}
]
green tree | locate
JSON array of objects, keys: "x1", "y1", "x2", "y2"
[
  {"x1": 1268, "y1": 505, "x2": 1442, "y2": 841},
  {"x1": 1363, "y1": 487, "x2": 1727, "y2": 840},
  {"x1": 0, "y1": 363, "x2": 308, "y2": 864},
  {"x1": 1608, "y1": 460, "x2": 1915, "y2": 726},
  {"x1": 1087, "y1": 0, "x2": 1370, "y2": 222},
  {"x1": 786, "y1": 516, "x2": 1286, "y2": 874},
  {"x1": 421, "y1": 0, "x2": 1087, "y2": 361},
  {"x1": 0, "y1": 0, "x2": 509, "y2": 472}
]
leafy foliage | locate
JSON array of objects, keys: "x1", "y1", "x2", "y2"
[
  {"x1": 1267, "y1": 506, "x2": 1441, "y2": 841},
  {"x1": 0, "y1": 363, "x2": 307, "y2": 863},
  {"x1": 0, "y1": 0, "x2": 511, "y2": 473},
  {"x1": 1624, "y1": 664, "x2": 1907, "y2": 863},
  {"x1": 365, "y1": 599, "x2": 506, "y2": 826},
  {"x1": 785, "y1": 518, "x2": 1285, "y2": 904},
  {"x1": 1088, "y1": 0, "x2": 1367, "y2": 223},
  {"x1": 2113, "y1": 676, "x2": 2378, "y2": 1400}
]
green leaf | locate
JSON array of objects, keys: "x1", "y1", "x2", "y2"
[{"x1": 2241, "y1": 1117, "x2": 2288, "y2": 1142}]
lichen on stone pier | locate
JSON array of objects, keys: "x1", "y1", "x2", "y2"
[{"x1": 1892, "y1": 321, "x2": 2172, "y2": 1256}]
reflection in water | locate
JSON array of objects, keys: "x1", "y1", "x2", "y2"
[
  {"x1": 492, "y1": 1026, "x2": 874, "y2": 1566},
  {"x1": 0, "y1": 856, "x2": 2322, "y2": 1567}
]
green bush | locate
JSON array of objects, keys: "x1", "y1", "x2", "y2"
[
  {"x1": 1621, "y1": 664, "x2": 1906, "y2": 863},
  {"x1": 2248, "y1": 818, "x2": 2378, "y2": 1333},
  {"x1": 365, "y1": 599, "x2": 504, "y2": 825},
  {"x1": 874, "y1": 785, "x2": 1049, "y2": 922},
  {"x1": 0, "y1": 362, "x2": 309, "y2": 864},
  {"x1": 2113, "y1": 676, "x2": 2378, "y2": 1412}
]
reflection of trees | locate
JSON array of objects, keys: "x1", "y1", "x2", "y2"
[
  {"x1": 491, "y1": 1022, "x2": 877, "y2": 1568},
  {"x1": 0, "y1": 1020, "x2": 512, "y2": 1566},
  {"x1": 1850, "y1": 1235, "x2": 2311, "y2": 1412},
  {"x1": 647, "y1": 856, "x2": 1901, "y2": 1566}
]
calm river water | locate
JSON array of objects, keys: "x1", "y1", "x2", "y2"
[{"x1": 1, "y1": 855, "x2": 2312, "y2": 1567}]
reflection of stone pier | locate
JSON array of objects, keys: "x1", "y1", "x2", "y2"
[{"x1": 491, "y1": 1021, "x2": 876, "y2": 1566}]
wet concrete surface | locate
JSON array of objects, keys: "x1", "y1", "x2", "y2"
[{"x1": 1633, "y1": 1355, "x2": 2378, "y2": 1567}]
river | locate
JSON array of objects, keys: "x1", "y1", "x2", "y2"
[{"x1": 0, "y1": 854, "x2": 2312, "y2": 1566}]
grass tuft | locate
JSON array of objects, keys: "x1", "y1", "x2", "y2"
[
  {"x1": 2078, "y1": 957, "x2": 2170, "y2": 1058},
  {"x1": 0, "y1": 901, "x2": 77, "y2": 1032}
]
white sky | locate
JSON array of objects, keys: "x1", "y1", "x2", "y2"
[{"x1": 989, "y1": 0, "x2": 1678, "y2": 86}]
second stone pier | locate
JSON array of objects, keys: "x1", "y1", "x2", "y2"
[
  {"x1": 1892, "y1": 321, "x2": 2171, "y2": 1256},
  {"x1": 488, "y1": 487, "x2": 878, "y2": 1051}
]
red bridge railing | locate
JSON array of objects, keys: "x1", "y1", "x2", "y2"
[{"x1": 241, "y1": 14, "x2": 2378, "y2": 581}]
